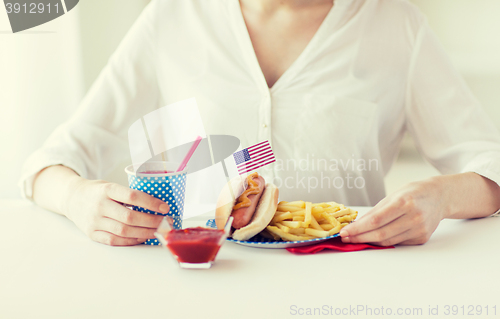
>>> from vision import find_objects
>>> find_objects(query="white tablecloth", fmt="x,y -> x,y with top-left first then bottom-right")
1,199 -> 499,319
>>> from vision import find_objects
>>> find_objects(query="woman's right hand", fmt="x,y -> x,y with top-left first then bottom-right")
61,177 -> 170,246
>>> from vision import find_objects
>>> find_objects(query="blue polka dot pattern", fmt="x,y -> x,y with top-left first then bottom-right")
128,172 -> 187,245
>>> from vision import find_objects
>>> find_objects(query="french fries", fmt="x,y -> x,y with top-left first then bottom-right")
303,202 -> 312,227
280,221 -> 302,228
272,212 -> 292,223
266,226 -> 312,241
262,200 -> 358,241
260,228 -> 281,241
305,228 -> 330,238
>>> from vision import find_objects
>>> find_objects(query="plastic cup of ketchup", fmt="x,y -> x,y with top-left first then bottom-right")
155,216 -> 233,269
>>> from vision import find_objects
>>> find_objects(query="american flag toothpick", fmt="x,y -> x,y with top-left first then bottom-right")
233,140 -> 276,175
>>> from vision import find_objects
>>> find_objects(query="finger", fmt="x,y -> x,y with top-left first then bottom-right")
366,229 -> 413,246
340,202 -> 404,237
91,230 -> 148,246
97,217 -> 157,239
367,225 -> 432,246
398,235 -> 430,246
397,216 -> 438,246
104,183 -> 170,214
344,214 -> 411,244
102,200 -> 164,228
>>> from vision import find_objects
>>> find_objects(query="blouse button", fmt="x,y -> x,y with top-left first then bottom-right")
262,124 -> 268,128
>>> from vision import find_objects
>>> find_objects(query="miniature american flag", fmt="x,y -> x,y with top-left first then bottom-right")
233,140 -> 276,175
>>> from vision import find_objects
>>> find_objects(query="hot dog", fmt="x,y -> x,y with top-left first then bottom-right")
216,172 -> 279,241
231,174 -> 265,229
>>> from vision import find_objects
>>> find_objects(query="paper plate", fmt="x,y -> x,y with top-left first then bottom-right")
206,219 -> 340,249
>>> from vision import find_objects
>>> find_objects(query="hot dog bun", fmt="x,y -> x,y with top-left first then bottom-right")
215,175 -> 279,241
215,175 -> 247,230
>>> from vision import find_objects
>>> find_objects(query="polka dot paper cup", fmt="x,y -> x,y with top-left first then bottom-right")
125,162 -> 188,245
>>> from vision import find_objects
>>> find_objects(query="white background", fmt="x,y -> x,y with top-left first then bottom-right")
0,0 -> 499,198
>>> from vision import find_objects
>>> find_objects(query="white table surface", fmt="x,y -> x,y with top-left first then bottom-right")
1,199 -> 499,319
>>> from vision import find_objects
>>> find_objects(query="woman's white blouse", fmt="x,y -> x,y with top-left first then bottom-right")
20,0 -> 500,207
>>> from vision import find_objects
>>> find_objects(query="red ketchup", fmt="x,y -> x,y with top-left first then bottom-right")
165,227 -> 225,263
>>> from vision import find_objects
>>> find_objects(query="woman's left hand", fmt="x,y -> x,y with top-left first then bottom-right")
339,173 -> 500,246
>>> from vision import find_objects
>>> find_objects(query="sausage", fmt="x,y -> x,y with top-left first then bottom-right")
231,176 -> 265,229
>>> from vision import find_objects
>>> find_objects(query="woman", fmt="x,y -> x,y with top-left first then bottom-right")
21,0 -> 500,246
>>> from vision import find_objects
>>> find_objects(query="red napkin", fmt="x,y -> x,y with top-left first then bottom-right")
286,237 -> 394,254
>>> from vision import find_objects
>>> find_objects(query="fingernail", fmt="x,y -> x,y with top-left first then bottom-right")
340,229 -> 349,237
342,237 -> 351,243
159,204 -> 170,214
